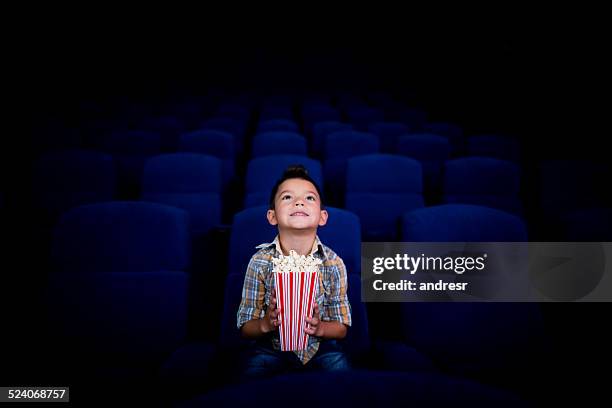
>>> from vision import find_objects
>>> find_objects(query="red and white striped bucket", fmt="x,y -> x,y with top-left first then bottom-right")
274,270 -> 318,351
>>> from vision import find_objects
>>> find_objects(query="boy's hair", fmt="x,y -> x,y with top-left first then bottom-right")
269,165 -> 325,210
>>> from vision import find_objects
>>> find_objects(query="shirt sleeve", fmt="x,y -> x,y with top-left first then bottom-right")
236,256 -> 266,329
322,257 -> 352,327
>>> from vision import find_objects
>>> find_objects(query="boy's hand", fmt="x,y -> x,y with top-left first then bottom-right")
305,303 -> 324,337
260,288 -> 281,334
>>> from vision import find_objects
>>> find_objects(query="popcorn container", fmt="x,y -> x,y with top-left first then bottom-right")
274,269 -> 319,351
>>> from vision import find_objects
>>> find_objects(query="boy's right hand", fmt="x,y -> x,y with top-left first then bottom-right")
260,288 -> 281,334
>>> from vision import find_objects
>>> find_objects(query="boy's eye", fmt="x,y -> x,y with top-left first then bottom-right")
306,196 -> 316,201
282,195 -> 291,200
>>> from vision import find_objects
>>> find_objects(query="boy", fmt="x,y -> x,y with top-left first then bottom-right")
237,165 -> 352,379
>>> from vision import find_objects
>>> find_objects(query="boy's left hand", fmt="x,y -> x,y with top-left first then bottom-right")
305,303 -> 324,337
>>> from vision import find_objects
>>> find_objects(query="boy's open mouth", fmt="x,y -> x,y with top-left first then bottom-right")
290,211 -> 309,216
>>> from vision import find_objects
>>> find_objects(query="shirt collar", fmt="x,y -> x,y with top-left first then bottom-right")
255,235 -> 326,259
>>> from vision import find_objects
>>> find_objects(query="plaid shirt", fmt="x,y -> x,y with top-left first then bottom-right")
237,235 -> 352,365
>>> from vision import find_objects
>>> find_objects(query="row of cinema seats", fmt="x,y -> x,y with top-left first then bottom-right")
44,200 -> 548,405
33,96 -> 516,199
31,146 -> 610,243
27,94 -> 609,405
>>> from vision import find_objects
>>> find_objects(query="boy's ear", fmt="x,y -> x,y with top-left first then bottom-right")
318,209 -> 328,226
267,209 -> 278,226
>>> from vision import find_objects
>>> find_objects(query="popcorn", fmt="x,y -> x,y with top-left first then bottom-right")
272,250 -> 322,351
272,250 -> 322,273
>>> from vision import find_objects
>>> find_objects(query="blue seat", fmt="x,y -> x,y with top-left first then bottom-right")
179,130 -> 236,185
48,202 -> 192,380
397,134 -> 451,193
257,119 -> 299,133
176,371 -> 529,407
323,131 -> 380,206
443,157 -> 522,215
311,121 -> 353,157
228,205 -> 361,277
401,204 -> 528,242
422,122 -> 464,154
52,201 -> 192,272
399,302 -> 544,378
346,154 -> 424,241
32,149 -> 116,221
251,131 -> 307,158
244,155 -> 323,208
141,154 -> 222,236
200,117 -> 247,153
399,204 -> 542,378
367,122 -> 411,153
219,273 -> 250,349
467,135 -> 521,162
324,131 -> 379,160
344,274 -> 370,360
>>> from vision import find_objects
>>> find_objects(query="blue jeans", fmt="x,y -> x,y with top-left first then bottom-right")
240,338 -> 350,381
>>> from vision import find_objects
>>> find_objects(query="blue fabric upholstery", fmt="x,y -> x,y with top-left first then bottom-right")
346,155 -> 424,240
251,131 -> 307,158
367,122 -> 411,153
244,155 -> 323,208
312,121 -> 353,156
397,134 -> 451,192
402,204 -> 528,242
257,119 -> 299,133
323,131 -> 380,206
228,206 -> 361,277
52,201 -> 191,273
179,130 -> 236,184
141,154 -> 222,236
176,370 -> 528,407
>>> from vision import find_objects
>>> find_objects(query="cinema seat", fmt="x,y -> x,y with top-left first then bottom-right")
323,130 -> 379,206
47,202 -> 198,384
367,122 -> 411,153
244,155 -> 323,208
346,154 -> 424,241
141,153 -> 222,237
251,131 -> 307,158
179,130 -> 237,185
227,206 -> 361,277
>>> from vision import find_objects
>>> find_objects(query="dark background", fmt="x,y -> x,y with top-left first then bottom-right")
2,15 -> 609,403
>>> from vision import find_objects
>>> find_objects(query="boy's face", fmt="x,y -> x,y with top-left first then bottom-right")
267,178 -> 328,231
